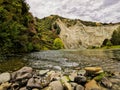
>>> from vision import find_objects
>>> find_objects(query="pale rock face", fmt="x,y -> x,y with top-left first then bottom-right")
56,19 -> 119,49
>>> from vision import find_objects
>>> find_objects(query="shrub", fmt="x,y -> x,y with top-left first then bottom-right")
53,38 -> 64,50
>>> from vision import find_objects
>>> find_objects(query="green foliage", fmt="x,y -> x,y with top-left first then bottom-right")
53,23 -> 61,34
0,0 -> 37,54
53,38 -> 64,50
106,40 -> 112,46
111,26 -> 120,45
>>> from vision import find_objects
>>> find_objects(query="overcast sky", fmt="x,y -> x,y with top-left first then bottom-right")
26,0 -> 120,23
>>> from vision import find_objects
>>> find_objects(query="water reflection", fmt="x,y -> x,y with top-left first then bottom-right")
0,49 -> 120,72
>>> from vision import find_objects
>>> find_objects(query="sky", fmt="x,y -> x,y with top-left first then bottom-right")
26,0 -> 120,23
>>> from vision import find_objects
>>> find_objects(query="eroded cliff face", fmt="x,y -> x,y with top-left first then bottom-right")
56,19 -> 120,49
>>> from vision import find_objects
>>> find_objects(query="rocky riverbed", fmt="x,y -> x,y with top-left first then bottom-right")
0,66 -> 120,90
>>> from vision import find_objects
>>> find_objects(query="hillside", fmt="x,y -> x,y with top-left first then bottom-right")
0,0 -> 63,54
41,15 -> 120,49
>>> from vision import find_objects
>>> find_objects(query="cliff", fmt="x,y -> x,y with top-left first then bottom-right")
55,18 -> 120,49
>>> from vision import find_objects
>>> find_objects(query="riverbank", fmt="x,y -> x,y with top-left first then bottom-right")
0,66 -> 120,90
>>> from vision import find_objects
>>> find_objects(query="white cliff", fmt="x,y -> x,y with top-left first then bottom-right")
56,19 -> 119,49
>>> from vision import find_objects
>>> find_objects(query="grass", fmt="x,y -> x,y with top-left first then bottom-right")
101,45 -> 120,49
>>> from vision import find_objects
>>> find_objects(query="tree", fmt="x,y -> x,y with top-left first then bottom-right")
53,38 -> 64,50
111,27 -> 120,45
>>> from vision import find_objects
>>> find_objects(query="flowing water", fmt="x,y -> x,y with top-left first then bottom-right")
0,49 -> 120,72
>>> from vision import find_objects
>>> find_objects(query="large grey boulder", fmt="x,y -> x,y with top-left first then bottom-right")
0,72 -> 11,83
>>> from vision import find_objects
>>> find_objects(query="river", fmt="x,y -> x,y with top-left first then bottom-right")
0,49 -> 120,73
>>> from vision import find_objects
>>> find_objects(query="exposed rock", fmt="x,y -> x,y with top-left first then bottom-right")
32,88 -> 39,90
101,77 -> 112,88
74,76 -> 87,84
95,70 -> 104,74
109,78 -> 120,84
77,70 -> 86,76
27,76 -> 50,89
112,84 -> 120,90
42,86 -> 52,90
39,70 -> 49,76
69,72 -> 77,81
49,81 -> 64,90
53,66 -> 62,71
64,82 -> 72,90
0,72 -> 11,83
48,71 -> 61,81
0,82 -> 11,90
76,85 -> 84,90
70,82 -> 78,90
85,67 -> 102,72
12,67 -> 33,81
27,78 -> 42,89
85,79 -> 101,90
61,76 -> 70,83
19,87 -> 27,90
57,19 -> 119,49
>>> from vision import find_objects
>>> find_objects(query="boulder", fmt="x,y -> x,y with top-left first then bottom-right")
12,67 -> 33,81
27,78 -> 42,89
27,77 -> 50,89
85,79 -> 101,90
49,81 -> 64,90
0,72 -> 11,83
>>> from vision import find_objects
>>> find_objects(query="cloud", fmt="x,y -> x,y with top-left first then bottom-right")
26,0 -> 120,23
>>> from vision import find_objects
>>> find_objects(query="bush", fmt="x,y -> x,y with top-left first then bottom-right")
53,38 -> 64,50
111,27 -> 120,45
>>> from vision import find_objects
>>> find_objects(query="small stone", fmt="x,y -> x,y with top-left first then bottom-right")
85,67 -> 102,72
113,72 -> 120,78
101,77 -> 112,88
64,82 -> 72,90
39,70 -> 49,76
69,72 -> 77,81
109,78 -> 120,84
85,79 -> 101,90
74,76 -> 87,84
32,88 -> 39,90
53,66 -> 62,71
61,76 -> 70,83
42,86 -> 52,90
0,82 -> 11,90
19,87 -> 27,90
77,70 -> 86,76
70,82 -> 78,90
95,70 -> 104,74
49,81 -> 64,90
48,71 -> 61,81
76,85 -> 84,90
0,72 -> 11,83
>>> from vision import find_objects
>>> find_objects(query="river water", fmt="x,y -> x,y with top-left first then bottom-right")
0,49 -> 120,72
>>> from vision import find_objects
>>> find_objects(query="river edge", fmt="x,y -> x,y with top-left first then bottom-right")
0,66 -> 120,90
